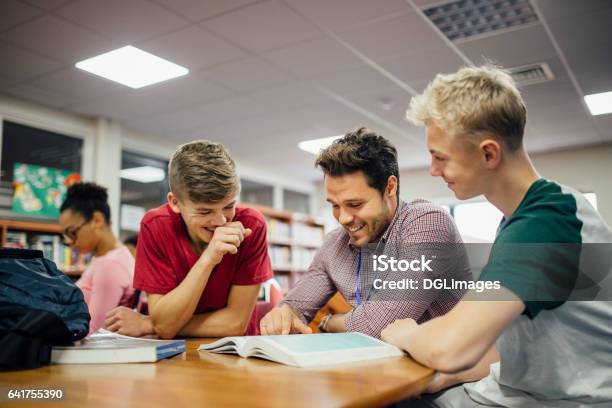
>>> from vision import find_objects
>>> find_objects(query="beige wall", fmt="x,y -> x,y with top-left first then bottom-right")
399,144 -> 612,225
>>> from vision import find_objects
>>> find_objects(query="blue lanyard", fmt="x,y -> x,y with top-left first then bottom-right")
355,251 -> 362,305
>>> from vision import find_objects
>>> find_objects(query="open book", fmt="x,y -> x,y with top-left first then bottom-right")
198,332 -> 403,367
51,329 -> 186,364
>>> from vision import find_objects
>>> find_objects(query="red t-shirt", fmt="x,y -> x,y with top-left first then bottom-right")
134,204 -> 273,335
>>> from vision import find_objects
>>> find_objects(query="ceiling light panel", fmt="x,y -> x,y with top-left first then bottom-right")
584,91 -> 612,116
76,46 -> 189,89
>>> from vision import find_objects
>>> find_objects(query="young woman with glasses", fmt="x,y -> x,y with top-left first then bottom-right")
59,182 -> 135,333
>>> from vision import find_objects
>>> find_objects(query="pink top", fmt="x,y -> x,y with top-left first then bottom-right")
77,245 -> 135,333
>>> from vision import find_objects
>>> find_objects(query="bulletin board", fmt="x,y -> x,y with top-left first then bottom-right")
12,163 -> 80,218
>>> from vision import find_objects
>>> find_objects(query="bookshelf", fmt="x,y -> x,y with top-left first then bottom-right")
0,218 -> 86,277
240,203 -> 325,294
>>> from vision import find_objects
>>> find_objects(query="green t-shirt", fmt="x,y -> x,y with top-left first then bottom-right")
466,179 -> 612,406
479,179 -> 584,318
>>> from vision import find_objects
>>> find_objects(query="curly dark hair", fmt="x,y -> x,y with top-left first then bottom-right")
60,182 -> 111,224
315,127 -> 399,198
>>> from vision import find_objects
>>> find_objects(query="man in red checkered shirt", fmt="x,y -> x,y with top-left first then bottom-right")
260,127 -> 471,338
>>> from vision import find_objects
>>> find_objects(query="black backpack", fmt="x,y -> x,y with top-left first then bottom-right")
0,248 -> 90,370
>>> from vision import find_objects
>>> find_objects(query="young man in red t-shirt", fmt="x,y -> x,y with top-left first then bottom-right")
105,141 -> 273,338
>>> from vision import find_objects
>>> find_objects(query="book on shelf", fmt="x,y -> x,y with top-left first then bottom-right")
266,218 -> 291,242
268,245 -> 292,268
291,247 -> 317,270
51,329 -> 186,364
291,222 -> 324,247
198,332 -> 403,367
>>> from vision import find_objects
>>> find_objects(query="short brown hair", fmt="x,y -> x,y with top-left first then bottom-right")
315,127 -> 399,197
406,65 -> 527,151
168,140 -> 239,203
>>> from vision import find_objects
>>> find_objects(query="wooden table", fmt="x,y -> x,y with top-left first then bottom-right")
0,339 -> 434,408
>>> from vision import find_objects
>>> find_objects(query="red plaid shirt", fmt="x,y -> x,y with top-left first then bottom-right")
281,199 -> 471,338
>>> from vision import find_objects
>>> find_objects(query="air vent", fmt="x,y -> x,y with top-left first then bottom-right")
507,62 -> 554,86
424,0 -> 539,42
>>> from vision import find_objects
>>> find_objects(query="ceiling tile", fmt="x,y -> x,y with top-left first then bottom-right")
339,12 -> 448,61
533,0 -> 612,20
593,116 -> 612,141
30,67 -> 125,101
527,100 -> 598,142
411,0 -> 443,8
0,74 -> 17,89
311,64 -> 399,97
203,0 -> 321,53
262,37 -> 364,78
248,81 -> 331,111
525,124 -> 602,152
129,95 -> 273,134
378,46 -> 466,88
0,15 -> 115,63
197,113 -> 312,145
137,26 -> 246,71
4,83 -> 81,108
0,0 -> 43,32
343,86 -> 420,136
283,0 -> 411,32
521,78 -> 581,110
67,75 -> 235,124
538,4 -> 612,95
55,0 -> 188,43
21,0 -> 73,10
67,89 -> 186,121
0,40 -> 63,81
125,75 -> 233,108
153,0 -> 260,22
457,24 -> 557,67
198,57 -> 294,92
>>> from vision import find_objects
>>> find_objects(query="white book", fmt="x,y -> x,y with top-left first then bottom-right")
198,332 -> 403,367
51,330 -> 186,364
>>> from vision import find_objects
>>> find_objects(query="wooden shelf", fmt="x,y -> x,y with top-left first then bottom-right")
267,236 -> 293,246
0,217 -> 85,279
239,202 -> 323,225
0,219 -> 62,240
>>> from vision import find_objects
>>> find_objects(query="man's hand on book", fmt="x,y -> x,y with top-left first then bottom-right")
260,304 -> 313,335
201,221 -> 252,266
105,306 -> 154,337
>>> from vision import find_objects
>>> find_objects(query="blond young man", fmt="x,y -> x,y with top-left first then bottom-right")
105,141 -> 273,338
381,66 -> 612,407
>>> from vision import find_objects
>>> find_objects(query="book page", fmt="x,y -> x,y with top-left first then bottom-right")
198,336 -> 251,353
260,333 -> 391,355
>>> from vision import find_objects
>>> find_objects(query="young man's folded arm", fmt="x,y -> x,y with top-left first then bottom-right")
178,283 -> 260,337
146,257 -> 216,339
399,287 -> 524,373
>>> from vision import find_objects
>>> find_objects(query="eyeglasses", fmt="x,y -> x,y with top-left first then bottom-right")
62,219 -> 90,245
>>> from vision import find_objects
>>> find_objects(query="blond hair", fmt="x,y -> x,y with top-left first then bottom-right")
168,140 -> 239,203
406,65 -> 527,151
